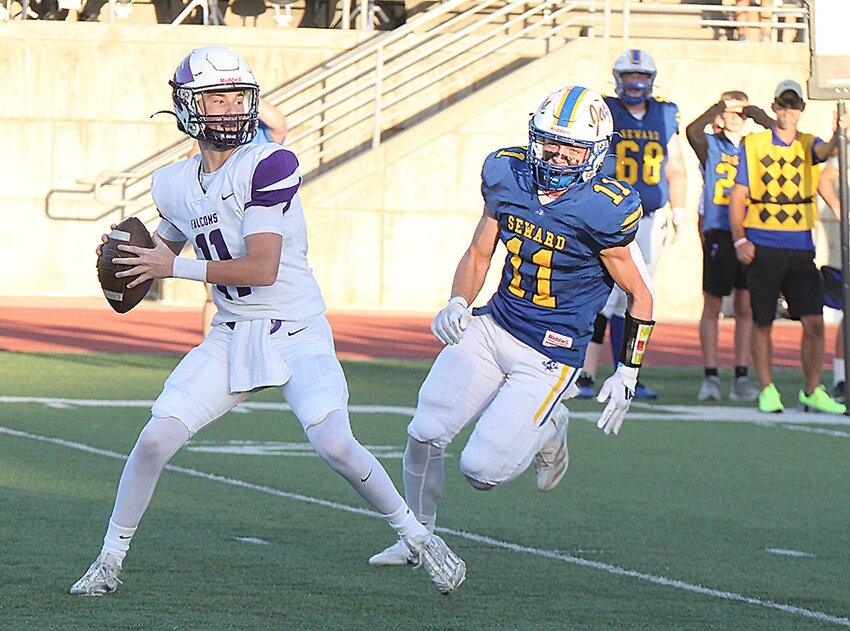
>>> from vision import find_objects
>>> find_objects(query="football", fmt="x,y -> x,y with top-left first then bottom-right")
97,216 -> 155,314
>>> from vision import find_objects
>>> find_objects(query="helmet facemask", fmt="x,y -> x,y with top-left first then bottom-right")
171,84 -> 259,149
529,127 -> 608,192
614,71 -> 655,106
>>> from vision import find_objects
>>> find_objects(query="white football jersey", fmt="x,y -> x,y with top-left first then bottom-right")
151,144 -> 326,324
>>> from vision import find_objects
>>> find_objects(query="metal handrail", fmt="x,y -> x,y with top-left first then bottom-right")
44,0 -> 810,223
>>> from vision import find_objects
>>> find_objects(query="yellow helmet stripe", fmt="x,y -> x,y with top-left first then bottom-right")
555,87 -> 589,127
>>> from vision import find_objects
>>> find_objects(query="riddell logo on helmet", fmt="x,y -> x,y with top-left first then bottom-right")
218,77 -> 242,84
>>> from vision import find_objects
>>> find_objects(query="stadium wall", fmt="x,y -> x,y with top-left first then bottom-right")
1,26 -> 839,321
299,38 -> 841,320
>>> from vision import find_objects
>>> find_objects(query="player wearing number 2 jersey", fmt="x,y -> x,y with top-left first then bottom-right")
368,86 -> 655,568
71,46 -> 465,597
686,91 -> 773,402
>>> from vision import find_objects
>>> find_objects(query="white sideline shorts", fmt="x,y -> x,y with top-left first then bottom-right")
152,313 -> 348,435
408,314 -> 579,486
602,210 -> 661,318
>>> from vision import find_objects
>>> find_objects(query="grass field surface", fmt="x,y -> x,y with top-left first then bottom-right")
1,352 -> 848,630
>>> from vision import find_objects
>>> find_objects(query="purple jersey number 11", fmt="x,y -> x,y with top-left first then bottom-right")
195,229 -> 252,300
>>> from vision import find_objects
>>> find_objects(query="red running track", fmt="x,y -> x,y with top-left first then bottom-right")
0,305 -> 837,368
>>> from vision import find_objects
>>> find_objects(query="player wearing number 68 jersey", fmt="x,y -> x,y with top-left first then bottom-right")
577,49 -> 685,401
368,86 -> 655,569
71,46 -> 466,598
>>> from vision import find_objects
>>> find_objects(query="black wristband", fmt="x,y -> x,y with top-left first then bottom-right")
618,310 -> 655,368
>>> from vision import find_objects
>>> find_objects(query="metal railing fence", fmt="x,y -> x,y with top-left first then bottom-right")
43,0 -> 808,224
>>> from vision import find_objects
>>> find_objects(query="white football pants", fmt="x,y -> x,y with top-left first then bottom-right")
407,314 -> 579,488
152,313 -> 347,434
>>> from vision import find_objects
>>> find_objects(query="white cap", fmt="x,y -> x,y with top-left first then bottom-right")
774,79 -> 804,100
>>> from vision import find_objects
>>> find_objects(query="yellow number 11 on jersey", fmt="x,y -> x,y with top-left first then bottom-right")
505,237 -> 556,308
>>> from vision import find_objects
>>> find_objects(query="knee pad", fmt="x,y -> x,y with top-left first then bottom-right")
462,472 -> 496,491
134,416 -> 190,464
306,409 -> 357,468
459,445 -> 500,491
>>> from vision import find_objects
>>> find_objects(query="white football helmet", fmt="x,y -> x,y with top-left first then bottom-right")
528,86 -> 613,191
613,49 -> 657,105
169,46 -> 259,148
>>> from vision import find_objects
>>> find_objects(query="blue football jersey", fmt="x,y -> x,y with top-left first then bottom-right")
604,96 -> 679,213
701,133 -> 741,233
479,147 -> 642,366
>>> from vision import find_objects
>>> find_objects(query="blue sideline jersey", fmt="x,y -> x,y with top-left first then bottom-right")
604,96 -> 679,213
701,133 -> 741,233
252,121 -> 284,146
479,147 -> 642,366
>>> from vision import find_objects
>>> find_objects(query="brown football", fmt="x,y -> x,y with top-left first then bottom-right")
97,216 -> 155,313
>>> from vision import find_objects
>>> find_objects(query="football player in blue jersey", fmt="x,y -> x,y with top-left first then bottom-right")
686,91 -> 774,402
368,86 -> 656,567
575,49 -> 686,400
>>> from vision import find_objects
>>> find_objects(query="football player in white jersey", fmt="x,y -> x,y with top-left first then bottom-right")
71,46 -> 464,596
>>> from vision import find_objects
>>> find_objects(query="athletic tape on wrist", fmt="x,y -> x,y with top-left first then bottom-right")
172,257 -> 208,282
618,311 -> 655,368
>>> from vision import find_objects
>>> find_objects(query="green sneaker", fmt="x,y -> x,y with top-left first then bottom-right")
758,384 -> 784,413
799,385 -> 847,414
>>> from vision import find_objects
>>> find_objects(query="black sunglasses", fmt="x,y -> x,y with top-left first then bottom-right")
774,96 -> 805,110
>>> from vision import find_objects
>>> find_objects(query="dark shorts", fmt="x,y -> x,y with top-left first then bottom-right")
821,265 -> 844,311
702,230 -> 748,297
747,244 -> 823,326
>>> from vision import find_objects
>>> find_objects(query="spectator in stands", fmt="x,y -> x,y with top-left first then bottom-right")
817,158 -> 846,402
729,79 -> 849,414
736,0 -> 771,42
686,91 -> 774,402
32,0 -> 68,19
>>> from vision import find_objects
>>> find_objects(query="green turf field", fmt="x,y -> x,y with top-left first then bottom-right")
1,352 -> 848,630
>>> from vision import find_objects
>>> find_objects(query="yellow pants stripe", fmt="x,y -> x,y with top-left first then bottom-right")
533,365 -> 574,425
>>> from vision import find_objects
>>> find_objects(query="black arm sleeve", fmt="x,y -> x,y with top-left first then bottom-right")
743,105 -> 775,129
685,101 -> 725,167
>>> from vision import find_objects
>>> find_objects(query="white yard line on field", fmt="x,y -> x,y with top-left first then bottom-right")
3,396 -> 850,428
0,424 -> 848,627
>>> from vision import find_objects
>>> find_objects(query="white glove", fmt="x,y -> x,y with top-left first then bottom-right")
668,206 -> 686,244
431,296 -> 472,345
595,365 -> 638,436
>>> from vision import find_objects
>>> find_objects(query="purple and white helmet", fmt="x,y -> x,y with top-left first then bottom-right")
169,46 -> 259,148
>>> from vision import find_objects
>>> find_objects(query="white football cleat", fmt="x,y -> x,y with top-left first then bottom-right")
70,552 -> 123,596
406,533 -> 466,594
533,406 -> 569,491
368,538 -> 416,566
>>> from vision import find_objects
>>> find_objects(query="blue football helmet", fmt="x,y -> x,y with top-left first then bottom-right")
613,49 -> 657,105
528,86 -> 613,192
